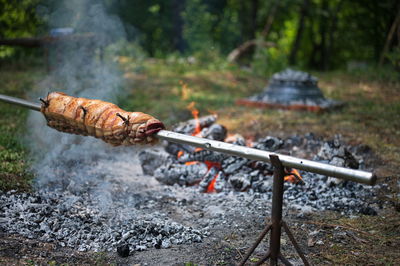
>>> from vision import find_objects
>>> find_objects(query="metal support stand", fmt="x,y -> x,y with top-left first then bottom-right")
238,155 -> 310,266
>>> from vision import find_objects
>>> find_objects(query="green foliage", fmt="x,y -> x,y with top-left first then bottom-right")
0,0 -> 44,59
252,46 -> 288,76
1,0 -> 400,68
386,46 -> 400,70
182,0 -> 216,53
212,0 -> 242,53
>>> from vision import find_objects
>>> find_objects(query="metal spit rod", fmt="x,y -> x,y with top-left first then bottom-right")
0,94 -> 377,185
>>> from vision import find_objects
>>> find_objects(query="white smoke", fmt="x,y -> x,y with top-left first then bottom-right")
27,0 -> 143,202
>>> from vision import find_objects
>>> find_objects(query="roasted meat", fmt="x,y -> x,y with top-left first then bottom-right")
40,92 -> 165,145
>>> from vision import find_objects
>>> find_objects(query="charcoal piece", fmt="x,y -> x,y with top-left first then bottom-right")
252,179 -> 273,193
165,142 -> 197,156
248,170 -> 261,182
317,140 -> 359,169
254,136 -> 283,151
342,150 -> 359,169
199,167 -> 219,192
173,115 -> 217,134
329,157 -> 346,168
239,166 -> 253,174
305,132 -> 316,140
214,172 -> 227,192
222,158 -> 248,174
155,239 -> 162,249
351,144 -> 372,155
229,173 -> 251,191
359,206 -> 377,216
282,135 -> 303,149
225,134 -> 246,146
200,124 -> 227,141
154,162 -> 208,186
117,244 -> 130,257
138,149 -> 174,176
178,150 -> 227,163
252,161 -> 274,173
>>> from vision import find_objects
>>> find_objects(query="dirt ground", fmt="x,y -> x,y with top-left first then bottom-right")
1,167 -> 399,266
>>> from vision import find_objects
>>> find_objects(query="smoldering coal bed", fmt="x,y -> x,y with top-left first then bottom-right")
139,115 -> 382,216
0,115 -> 384,255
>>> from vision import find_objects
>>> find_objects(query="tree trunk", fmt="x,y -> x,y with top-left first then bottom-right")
319,0 -> 328,70
261,0 -> 279,37
171,0 -> 185,53
326,0 -> 343,69
227,40 -> 275,63
250,0 -> 259,40
308,14 -> 318,69
289,0 -> 310,65
379,7 -> 400,66
227,0 -> 279,63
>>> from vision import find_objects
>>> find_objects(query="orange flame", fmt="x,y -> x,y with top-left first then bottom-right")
187,101 -> 202,136
246,136 -> 255,147
206,173 -> 218,193
180,80 -> 190,100
185,161 -> 199,166
284,168 -> 303,183
177,150 -> 184,158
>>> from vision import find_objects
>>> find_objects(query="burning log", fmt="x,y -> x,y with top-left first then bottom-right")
222,157 -> 249,174
165,142 -> 198,156
229,173 -> 251,191
178,150 -> 227,164
199,124 -> 227,141
254,136 -> 284,151
199,167 -> 219,193
213,171 -> 227,192
154,162 -> 208,186
165,115 -> 224,157
138,149 -> 173,176
173,114 -> 217,134
316,138 -> 359,169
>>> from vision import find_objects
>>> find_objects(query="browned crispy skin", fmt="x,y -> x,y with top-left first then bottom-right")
40,92 -> 165,145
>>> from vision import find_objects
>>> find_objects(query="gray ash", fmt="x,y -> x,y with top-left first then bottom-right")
0,190 -> 204,252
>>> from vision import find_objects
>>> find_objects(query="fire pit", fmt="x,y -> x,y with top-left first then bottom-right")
237,69 -> 343,111
138,114 -> 377,215
0,94 -> 379,264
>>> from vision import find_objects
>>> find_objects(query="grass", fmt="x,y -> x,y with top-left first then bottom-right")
0,68 -> 44,191
307,211 -> 400,265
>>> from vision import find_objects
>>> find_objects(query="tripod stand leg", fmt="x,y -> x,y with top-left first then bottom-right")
254,251 -> 271,266
282,221 -> 310,266
279,253 -> 293,266
238,224 -> 271,266
269,155 -> 286,265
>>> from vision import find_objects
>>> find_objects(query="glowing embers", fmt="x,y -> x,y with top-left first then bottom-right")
284,168 -> 303,184
150,107 -> 303,193
186,102 -> 202,136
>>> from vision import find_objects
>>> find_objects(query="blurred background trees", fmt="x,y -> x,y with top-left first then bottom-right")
0,0 -> 399,72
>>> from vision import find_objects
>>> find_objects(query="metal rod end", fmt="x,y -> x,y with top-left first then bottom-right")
369,173 -> 378,186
